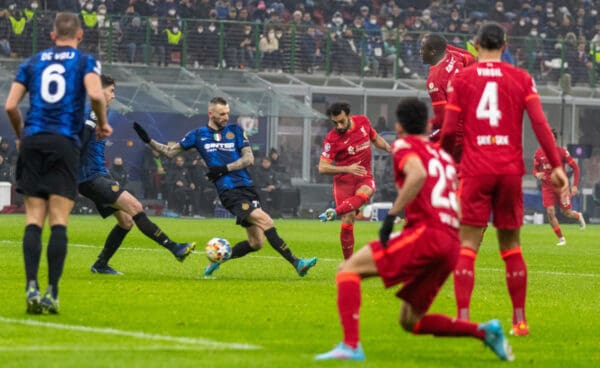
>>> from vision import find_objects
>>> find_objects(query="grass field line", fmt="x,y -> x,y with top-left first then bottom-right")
0,316 -> 261,351
2,240 -> 599,278
0,344 -> 229,352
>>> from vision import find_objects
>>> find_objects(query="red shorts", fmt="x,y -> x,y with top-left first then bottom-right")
459,175 -> 523,229
541,184 -> 571,210
333,174 -> 375,206
369,224 -> 459,314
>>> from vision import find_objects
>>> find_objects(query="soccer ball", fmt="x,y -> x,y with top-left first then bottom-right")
205,237 -> 232,263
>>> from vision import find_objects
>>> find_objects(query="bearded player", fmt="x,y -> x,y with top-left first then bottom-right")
318,102 -> 391,260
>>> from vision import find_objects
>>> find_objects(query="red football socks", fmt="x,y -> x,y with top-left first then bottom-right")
553,225 -> 563,238
340,223 -> 354,260
413,314 -> 485,339
335,193 -> 370,216
336,272 -> 361,349
454,247 -> 477,320
501,247 -> 527,325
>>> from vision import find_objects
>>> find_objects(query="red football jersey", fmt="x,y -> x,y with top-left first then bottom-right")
392,135 -> 459,230
533,146 -> 580,187
426,45 -> 475,131
442,61 -> 560,177
320,115 -> 377,175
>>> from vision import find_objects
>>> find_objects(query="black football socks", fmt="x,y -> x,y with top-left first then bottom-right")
47,225 -> 67,298
230,240 -> 257,259
132,212 -> 175,251
264,227 -> 298,265
96,224 -> 130,266
23,224 -> 42,291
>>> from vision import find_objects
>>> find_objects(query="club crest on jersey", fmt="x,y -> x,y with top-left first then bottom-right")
111,183 -> 120,192
226,132 -> 235,139
241,202 -> 250,210
214,133 -> 222,141
428,82 -> 438,92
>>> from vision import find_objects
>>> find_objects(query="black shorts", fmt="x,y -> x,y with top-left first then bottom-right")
219,186 -> 262,227
78,175 -> 124,218
16,134 -> 80,200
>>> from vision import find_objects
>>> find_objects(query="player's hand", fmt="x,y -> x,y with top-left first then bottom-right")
571,186 -> 578,196
379,214 -> 396,248
133,122 -> 151,143
535,172 -> 545,180
347,163 -> 367,176
550,167 -> 569,193
206,165 -> 229,182
96,123 -> 113,139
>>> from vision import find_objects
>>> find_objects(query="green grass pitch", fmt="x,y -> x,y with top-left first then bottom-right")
0,214 -> 598,367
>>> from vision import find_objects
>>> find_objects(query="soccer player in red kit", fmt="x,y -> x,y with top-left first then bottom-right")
318,102 -> 391,259
315,98 -> 513,362
421,34 -> 475,144
533,129 -> 586,246
441,22 -> 569,337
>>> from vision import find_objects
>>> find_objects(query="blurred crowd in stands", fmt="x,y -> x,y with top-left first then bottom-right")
0,1 -> 599,83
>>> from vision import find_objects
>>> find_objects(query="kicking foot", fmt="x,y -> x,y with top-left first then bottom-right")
315,342 -> 365,361
318,208 -> 337,222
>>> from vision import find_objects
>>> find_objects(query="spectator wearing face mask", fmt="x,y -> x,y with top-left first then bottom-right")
8,4 -> 31,57
121,16 -> 145,63
259,27 -> 281,71
327,11 -> 345,34
146,14 -> 167,66
236,23 -> 256,69
164,22 -> 183,66
79,0 -> 99,54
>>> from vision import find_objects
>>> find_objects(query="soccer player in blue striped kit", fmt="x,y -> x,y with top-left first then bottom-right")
5,12 -> 112,314
78,75 -> 196,275
133,97 -> 317,277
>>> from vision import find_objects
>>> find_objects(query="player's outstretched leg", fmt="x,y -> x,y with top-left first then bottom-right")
131,212 -> 195,261
578,212 -> 586,230
556,237 -> 567,246
264,227 -> 318,276
204,240 -> 255,277
479,320 -> 515,361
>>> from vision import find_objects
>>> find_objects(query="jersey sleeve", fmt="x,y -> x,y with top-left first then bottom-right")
368,119 -> 377,140
180,129 -> 197,150
440,76 -> 463,160
84,54 -> 101,75
14,59 -> 30,87
524,75 -> 562,168
320,135 -> 335,162
237,125 -> 250,148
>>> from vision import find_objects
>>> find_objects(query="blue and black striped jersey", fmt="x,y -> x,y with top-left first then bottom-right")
15,45 -> 100,147
180,123 -> 253,194
78,107 -> 109,183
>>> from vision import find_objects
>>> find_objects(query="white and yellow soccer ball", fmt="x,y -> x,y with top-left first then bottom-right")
205,238 -> 232,263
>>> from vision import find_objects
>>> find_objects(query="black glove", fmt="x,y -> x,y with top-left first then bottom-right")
379,214 -> 396,248
133,122 -> 151,143
206,166 -> 229,182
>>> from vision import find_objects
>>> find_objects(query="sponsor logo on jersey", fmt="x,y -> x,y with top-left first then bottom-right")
226,132 -> 235,139
476,135 -> 509,146
204,142 -> 235,151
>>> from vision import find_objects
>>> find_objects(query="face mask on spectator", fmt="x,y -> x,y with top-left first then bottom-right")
592,10 -> 598,16
496,6 -> 503,12
386,20 -> 393,28
98,8 -> 106,15
532,19 -> 539,26
370,18 -> 377,25
268,31 -> 275,38
519,20 -> 526,26
244,29 -> 250,35
31,2 -> 38,9
8,4 -> 15,10
168,9 -> 176,16
151,20 -> 158,27
530,30 -> 538,36
333,17 -> 342,26
209,25 -> 216,32
86,4 -> 93,11
276,31 -> 282,38
197,26 -> 203,33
